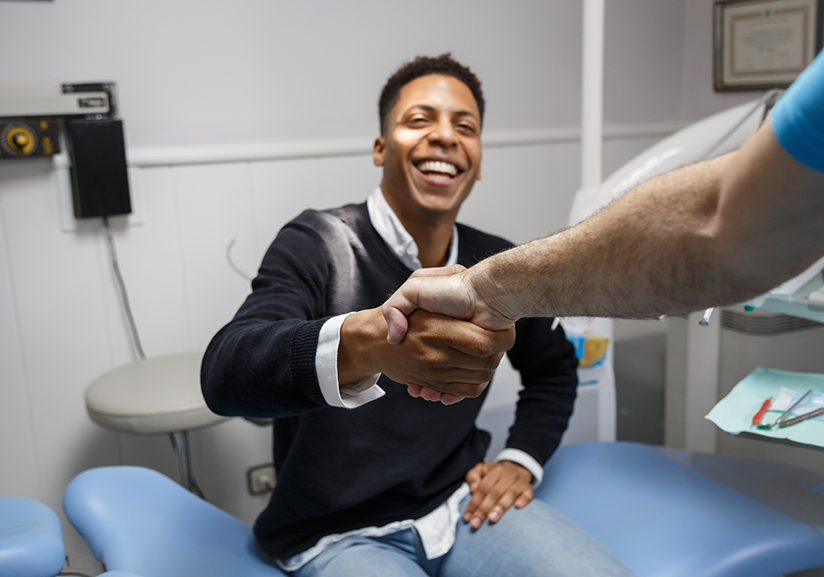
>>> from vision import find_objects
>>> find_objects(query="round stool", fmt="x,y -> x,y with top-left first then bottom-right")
85,352 -> 228,492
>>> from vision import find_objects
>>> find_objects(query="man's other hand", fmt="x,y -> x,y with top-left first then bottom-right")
338,307 -> 515,401
463,461 -> 533,529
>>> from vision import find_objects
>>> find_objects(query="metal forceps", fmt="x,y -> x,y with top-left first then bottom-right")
758,389 -> 813,429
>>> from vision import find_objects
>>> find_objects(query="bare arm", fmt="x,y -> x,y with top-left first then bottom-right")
472,122 -> 824,319
383,122 -> 824,339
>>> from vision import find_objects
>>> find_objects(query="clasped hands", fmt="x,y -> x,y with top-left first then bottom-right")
379,264 -> 518,404
337,265 -> 516,404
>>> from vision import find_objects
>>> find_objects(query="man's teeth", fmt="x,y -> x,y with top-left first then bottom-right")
417,160 -> 458,176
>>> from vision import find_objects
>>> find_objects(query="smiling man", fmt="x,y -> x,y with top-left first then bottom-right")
201,54 -> 633,577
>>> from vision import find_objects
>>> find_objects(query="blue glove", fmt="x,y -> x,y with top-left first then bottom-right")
772,50 -> 824,173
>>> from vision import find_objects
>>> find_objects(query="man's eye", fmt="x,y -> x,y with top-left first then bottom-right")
457,124 -> 476,133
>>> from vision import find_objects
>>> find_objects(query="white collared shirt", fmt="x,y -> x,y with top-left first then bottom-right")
283,188 -> 542,571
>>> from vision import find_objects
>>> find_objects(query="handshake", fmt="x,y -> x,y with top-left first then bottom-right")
380,263 -> 523,405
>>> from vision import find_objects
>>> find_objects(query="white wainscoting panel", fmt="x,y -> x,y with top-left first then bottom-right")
0,176 -> 42,501
0,160 -> 120,553
104,166 -> 193,360
191,419 -> 274,529
173,163 -> 257,352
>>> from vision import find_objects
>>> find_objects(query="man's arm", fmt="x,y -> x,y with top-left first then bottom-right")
201,222 -> 335,418
472,122 -> 824,320
201,217 -> 514,417
383,122 -> 824,338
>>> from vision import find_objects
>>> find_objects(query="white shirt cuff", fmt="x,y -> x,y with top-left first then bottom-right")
316,313 -> 384,409
495,448 -> 544,488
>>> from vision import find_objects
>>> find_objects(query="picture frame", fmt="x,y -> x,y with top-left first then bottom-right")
714,0 -> 823,90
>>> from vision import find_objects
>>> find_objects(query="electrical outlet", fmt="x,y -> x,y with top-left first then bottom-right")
247,464 -> 276,495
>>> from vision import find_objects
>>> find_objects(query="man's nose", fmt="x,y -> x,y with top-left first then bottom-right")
428,116 -> 457,147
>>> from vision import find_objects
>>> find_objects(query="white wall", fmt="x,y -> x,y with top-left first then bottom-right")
680,0 -> 768,122
0,0 -> 690,148
0,0 -> 738,558
604,0 -> 685,125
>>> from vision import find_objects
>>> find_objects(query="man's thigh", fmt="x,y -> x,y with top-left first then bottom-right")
292,533 -> 429,577
439,499 -> 635,577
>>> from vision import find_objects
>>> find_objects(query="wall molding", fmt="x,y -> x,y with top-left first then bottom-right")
80,122 -> 685,169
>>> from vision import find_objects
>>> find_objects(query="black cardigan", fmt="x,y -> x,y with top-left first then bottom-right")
201,203 -> 578,559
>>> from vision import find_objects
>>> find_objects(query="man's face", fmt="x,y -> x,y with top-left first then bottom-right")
374,74 -> 482,225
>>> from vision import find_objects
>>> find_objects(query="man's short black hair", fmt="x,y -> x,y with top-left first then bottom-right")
378,53 -> 485,134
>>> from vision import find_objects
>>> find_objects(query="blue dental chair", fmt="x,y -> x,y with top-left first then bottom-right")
4,441 -> 824,577
62,466 -> 286,577
0,468 -> 286,577
0,498 -> 65,577
536,442 -> 824,577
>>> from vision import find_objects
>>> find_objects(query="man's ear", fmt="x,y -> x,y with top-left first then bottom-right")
477,164 -> 482,181
373,137 -> 386,167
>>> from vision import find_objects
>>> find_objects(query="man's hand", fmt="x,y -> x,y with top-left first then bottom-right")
381,265 -> 519,404
381,265 -> 517,345
338,307 -> 515,401
463,461 -> 533,529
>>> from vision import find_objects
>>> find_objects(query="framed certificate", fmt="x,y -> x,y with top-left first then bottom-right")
714,0 -> 823,90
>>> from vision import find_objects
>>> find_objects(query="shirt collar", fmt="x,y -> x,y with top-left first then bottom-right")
366,187 -> 458,271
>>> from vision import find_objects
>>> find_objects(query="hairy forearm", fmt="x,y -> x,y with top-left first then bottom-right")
468,123 -> 824,320
469,161 -> 728,319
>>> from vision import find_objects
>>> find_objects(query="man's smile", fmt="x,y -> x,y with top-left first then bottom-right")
414,158 -> 463,183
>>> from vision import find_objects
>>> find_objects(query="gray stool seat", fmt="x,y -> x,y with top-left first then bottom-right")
85,351 -> 228,492
86,352 -> 226,434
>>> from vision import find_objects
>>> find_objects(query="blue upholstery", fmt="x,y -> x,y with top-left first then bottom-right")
0,497 -> 65,577
59,445 -> 824,577
63,467 -> 286,577
535,442 -> 824,577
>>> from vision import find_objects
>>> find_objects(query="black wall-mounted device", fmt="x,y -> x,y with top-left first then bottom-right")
0,81 -> 132,220
66,118 -> 131,219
